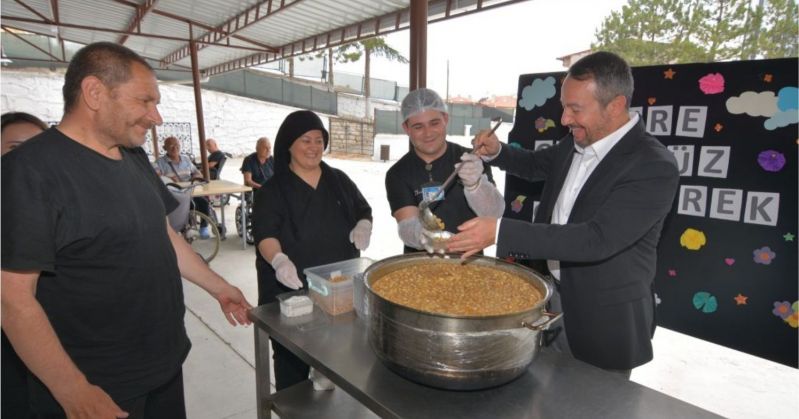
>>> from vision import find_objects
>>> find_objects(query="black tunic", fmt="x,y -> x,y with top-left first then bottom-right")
252,162 -> 372,305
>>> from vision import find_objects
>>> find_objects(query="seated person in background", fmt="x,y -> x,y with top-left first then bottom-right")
1,111 -> 48,418
155,136 -> 213,238
241,137 -> 275,190
206,138 -> 227,180
1,112 -> 49,155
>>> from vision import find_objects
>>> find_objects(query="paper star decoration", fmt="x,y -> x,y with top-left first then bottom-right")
664,68 -> 676,79
714,123 -> 724,132
764,74 -> 773,82
734,294 -> 748,305
784,232 -> 795,242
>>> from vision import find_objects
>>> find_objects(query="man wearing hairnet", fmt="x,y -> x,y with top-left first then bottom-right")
385,88 -> 505,254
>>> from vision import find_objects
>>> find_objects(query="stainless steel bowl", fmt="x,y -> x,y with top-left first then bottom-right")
364,254 -> 561,390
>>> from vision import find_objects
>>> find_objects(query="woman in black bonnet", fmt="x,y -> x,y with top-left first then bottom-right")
251,110 -> 373,390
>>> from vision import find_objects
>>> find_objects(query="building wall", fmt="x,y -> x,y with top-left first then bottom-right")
2,68 -> 504,163
0,67 -> 333,157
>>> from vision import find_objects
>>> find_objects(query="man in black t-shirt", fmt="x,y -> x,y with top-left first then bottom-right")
385,88 -> 505,254
206,138 -> 227,179
240,137 -> 275,190
1,42 -> 253,418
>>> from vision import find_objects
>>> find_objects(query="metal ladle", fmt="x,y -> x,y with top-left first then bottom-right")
418,119 -> 503,232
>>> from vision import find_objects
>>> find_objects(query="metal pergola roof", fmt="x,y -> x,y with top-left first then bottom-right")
2,0 -> 530,178
2,0 -> 529,77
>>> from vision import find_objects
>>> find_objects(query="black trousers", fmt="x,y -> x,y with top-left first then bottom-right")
118,370 -> 186,419
192,197 -> 211,227
271,338 -> 310,391
2,330 -> 30,418
30,370 -> 186,419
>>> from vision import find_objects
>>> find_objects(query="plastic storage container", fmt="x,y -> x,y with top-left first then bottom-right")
353,273 -> 368,319
304,257 -> 374,316
277,291 -> 313,317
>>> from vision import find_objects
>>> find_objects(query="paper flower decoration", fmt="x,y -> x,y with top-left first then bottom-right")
789,302 -> 799,328
693,292 -> 718,313
680,228 -> 707,250
511,195 -> 527,213
752,246 -> 776,265
534,117 -> 556,133
772,301 -> 793,319
757,150 -> 786,172
699,73 -> 725,94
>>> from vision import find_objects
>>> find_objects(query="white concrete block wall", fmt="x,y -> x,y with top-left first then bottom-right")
337,92 -> 400,120
0,68 -> 340,157
1,68 -> 512,163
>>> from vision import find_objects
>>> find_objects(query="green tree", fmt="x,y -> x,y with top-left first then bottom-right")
332,37 -> 408,99
757,0 -> 799,58
593,0 -> 798,65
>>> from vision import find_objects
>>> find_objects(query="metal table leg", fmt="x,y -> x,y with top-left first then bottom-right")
255,326 -> 272,419
240,193 -> 248,250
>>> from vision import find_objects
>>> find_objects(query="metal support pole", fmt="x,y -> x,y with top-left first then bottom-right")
189,39 -> 210,180
409,0 -> 427,90
150,125 -> 159,160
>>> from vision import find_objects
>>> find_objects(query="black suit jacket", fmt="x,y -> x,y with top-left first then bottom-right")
492,120 -> 679,369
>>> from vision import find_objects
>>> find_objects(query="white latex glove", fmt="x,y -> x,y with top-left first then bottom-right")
458,152 -> 483,190
420,229 -> 453,255
270,252 -> 303,290
349,219 -> 372,250
398,217 -> 424,250
464,174 -> 506,217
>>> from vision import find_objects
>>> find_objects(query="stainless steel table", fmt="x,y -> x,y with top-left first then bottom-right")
249,303 -> 722,419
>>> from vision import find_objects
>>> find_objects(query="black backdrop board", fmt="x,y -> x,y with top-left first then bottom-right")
504,58 -> 798,367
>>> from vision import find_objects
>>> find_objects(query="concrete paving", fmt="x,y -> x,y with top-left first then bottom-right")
181,156 -> 798,419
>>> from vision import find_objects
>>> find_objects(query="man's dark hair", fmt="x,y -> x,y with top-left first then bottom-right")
568,51 -> 634,108
1,112 -> 49,132
62,42 -> 153,114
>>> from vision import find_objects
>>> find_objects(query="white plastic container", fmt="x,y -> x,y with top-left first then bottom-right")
277,292 -> 313,317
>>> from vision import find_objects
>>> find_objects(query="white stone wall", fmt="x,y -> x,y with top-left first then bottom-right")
1,68 -> 508,162
0,68 -> 333,157
337,92 -> 399,120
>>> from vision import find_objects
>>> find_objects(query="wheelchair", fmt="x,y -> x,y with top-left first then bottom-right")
235,191 -> 254,245
165,179 -> 221,263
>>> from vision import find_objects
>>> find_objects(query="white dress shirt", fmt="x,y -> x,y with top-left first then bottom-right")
547,112 -> 639,280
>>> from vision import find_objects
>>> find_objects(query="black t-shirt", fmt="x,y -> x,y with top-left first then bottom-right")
240,153 -> 275,186
208,150 -> 226,179
1,128 -> 190,405
385,141 -> 495,253
252,164 -> 372,305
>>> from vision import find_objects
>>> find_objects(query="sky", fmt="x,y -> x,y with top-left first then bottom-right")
327,0 -> 630,99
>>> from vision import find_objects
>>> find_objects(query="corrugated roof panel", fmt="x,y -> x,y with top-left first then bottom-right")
122,36 -> 187,65
137,13 -> 192,42
59,0 -> 131,31
237,0 -> 407,47
1,0 -> 53,21
1,0 -> 522,75
156,0 -> 263,26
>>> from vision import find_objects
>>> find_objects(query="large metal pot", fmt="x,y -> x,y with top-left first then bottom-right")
364,254 -> 561,390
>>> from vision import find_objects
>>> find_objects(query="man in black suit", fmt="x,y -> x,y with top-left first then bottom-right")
448,51 -> 679,377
